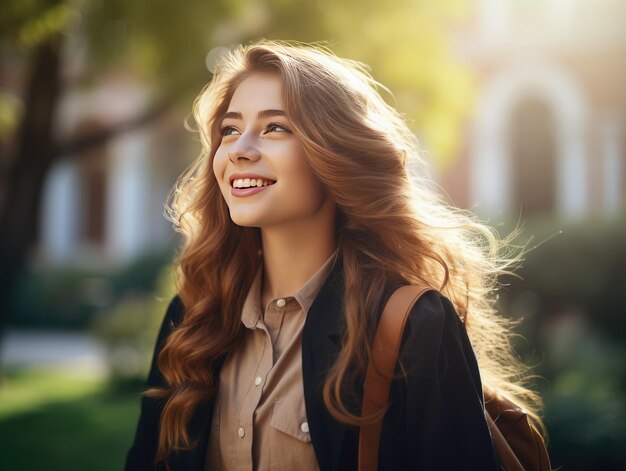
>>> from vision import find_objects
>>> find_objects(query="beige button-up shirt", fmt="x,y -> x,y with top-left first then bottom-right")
205,251 -> 338,471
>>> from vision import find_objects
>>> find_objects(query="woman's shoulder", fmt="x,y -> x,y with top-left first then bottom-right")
404,288 -> 461,332
395,288 -> 470,363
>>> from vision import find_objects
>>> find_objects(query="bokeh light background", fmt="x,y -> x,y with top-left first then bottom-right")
1,0 -> 625,469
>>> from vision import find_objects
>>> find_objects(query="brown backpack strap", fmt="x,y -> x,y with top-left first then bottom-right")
359,285 -> 551,471
358,285 -> 434,471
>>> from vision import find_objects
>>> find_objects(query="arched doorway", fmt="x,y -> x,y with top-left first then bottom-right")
471,63 -> 588,220
509,95 -> 558,218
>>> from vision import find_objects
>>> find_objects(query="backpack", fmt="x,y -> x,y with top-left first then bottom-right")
358,285 -> 551,471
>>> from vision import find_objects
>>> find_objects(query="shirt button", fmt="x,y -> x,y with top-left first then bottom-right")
254,376 -> 262,386
300,422 -> 309,433
276,298 -> 286,307
238,427 -> 245,438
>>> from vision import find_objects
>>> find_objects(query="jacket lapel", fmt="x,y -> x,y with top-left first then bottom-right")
302,256 -> 357,471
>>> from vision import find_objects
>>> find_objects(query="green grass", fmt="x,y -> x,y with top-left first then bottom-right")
0,369 -> 143,471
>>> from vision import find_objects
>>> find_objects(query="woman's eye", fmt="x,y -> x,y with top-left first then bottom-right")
220,125 -> 238,136
266,123 -> 289,133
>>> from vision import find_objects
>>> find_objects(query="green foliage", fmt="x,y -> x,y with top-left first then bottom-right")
494,214 -> 626,469
8,248 -> 174,329
499,213 -> 626,342
545,390 -> 626,470
90,264 -> 176,379
0,0 -> 73,47
542,329 -> 626,469
0,369 -> 140,471
78,0 -> 238,85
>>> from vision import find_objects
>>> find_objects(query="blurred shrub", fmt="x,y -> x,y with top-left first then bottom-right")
8,248 -> 174,329
90,264 -> 176,380
542,323 -> 626,469
497,213 -> 626,343
494,214 -> 626,470
545,390 -> 626,470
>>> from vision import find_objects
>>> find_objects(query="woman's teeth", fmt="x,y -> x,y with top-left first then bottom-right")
232,178 -> 275,188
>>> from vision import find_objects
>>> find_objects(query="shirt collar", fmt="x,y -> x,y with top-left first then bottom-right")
293,248 -> 339,314
240,249 -> 340,329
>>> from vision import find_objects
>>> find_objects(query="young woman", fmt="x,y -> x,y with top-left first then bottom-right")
125,40 -> 545,470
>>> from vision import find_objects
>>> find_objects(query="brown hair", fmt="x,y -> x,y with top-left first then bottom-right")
146,39 -> 544,462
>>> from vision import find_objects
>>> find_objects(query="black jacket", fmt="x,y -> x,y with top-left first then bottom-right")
125,258 -> 499,470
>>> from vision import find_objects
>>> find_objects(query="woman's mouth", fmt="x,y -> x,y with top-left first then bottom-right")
230,178 -> 276,197
232,178 -> 275,188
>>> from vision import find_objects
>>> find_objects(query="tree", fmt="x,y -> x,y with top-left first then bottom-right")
0,0 -> 245,369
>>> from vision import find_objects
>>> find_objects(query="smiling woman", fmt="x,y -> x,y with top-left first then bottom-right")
125,40 -> 548,471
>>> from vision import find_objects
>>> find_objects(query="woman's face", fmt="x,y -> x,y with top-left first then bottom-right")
213,72 -> 332,229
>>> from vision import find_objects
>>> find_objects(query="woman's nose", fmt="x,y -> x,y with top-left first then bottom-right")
228,134 -> 261,162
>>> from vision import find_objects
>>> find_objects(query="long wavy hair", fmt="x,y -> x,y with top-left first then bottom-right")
146,39 -> 545,463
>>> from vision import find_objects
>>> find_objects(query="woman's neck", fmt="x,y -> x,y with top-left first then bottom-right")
260,209 -> 337,306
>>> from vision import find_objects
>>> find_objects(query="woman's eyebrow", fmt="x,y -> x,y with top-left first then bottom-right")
256,109 -> 286,119
220,109 -> 286,123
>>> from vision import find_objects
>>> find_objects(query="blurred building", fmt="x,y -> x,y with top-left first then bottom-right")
443,0 -> 626,222
37,73 -> 190,268
34,0 -> 626,268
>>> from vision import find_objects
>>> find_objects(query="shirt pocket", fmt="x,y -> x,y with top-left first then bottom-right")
270,398 -> 312,443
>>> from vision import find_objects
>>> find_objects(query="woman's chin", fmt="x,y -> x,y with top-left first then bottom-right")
229,212 -> 266,228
